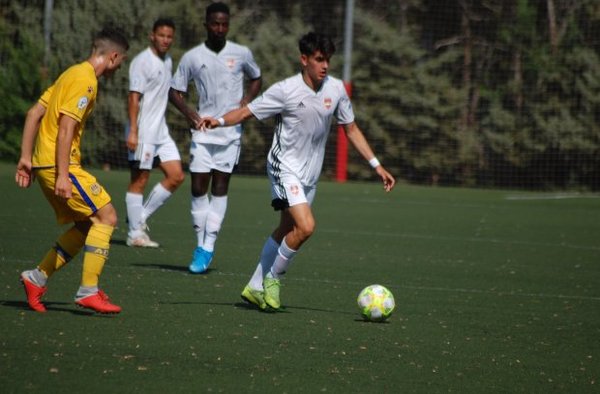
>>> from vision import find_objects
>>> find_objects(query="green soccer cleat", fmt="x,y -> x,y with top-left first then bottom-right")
241,285 -> 267,310
263,277 -> 281,310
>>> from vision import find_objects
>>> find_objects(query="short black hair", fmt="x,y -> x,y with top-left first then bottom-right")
94,26 -> 129,52
153,17 -> 175,32
206,2 -> 230,20
298,32 -> 335,58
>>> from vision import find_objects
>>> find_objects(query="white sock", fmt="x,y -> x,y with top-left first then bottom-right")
75,285 -> 98,300
126,192 -> 144,236
142,183 -> 172,223
248,237 -> 280,290
191,195 -> 210,248
203,195 -> 228,252
270,238 -> 297,279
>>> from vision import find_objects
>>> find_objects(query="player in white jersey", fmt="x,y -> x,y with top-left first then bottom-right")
126,18 -> 184,248
169,2 -> 262,273
199,32 -> 396,311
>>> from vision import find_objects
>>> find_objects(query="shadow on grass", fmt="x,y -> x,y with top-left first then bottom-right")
131,263 -> 213,274
0,300 -> 118,317
156,299 -> 356,316
110,238 -> 129,247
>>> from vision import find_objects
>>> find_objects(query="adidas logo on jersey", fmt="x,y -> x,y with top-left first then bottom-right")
297,102 -> 305,109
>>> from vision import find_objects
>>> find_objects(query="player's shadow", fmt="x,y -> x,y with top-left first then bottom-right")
159,299 -> 354,316
110,239 -> 129,247
0,300 -> 116,317
131,263 -> 212,274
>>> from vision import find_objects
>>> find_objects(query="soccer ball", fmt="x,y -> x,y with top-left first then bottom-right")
357,284 -> 395,322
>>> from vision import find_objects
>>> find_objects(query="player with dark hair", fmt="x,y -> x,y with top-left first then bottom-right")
199,32 -> 395,311
15,27 -> 129,314
169,1 -> 262,273
125,18 -> 184,248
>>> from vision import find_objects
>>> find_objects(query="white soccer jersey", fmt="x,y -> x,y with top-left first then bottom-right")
248,73 -> 355,187
128,47 -> 173,144
171,41 -> 261,145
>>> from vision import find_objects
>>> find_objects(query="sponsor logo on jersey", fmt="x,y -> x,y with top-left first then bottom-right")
324,98 -> 332,109
87,86 -> 94,94
90,183 -> 102,196
298,102 -> 306,109
77,96 -> 89,110
227,58 -> 235,69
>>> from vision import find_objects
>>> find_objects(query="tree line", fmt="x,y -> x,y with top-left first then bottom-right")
1,0 -> 599,189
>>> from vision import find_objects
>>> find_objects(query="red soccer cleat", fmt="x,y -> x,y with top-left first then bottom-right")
75,291 -> 122,314
20,273 -> 48,313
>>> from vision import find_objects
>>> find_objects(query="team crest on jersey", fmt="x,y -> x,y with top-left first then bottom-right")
324,98 -> 332,109
290,184 -> 300,196
77,96 -> 89,110
90,183 -> 102,196
226,58 -> 235,69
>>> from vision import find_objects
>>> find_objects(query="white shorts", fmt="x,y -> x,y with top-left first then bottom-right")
269,173 -> 316,211
189,141 -> 241,174
128,138 -> 181,170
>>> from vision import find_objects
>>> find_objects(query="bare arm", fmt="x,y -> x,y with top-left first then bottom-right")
199,106 -> 255,130
343,122 -> 396,192
240,77 -> 262,107
169,88 -> 201,129
127,91 -> 141,151
15,102 -> 46,188
54,114 -> 79,199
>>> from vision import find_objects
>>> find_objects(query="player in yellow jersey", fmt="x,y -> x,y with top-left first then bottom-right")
15,27 -> 129,314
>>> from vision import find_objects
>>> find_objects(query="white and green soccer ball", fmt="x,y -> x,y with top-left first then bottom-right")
357,284 -> 395,322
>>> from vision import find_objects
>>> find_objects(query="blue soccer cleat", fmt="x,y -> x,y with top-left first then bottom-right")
189,247 -> 214,274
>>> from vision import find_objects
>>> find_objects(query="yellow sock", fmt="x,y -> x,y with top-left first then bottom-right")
38,226 -> 87,279
81,223 -> 114,287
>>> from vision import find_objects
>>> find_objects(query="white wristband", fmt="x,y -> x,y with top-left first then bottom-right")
369,157 -> 381,168
217,117 -> 225,126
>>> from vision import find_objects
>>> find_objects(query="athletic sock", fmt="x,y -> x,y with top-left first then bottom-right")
141,183 -> 172,223
203,195 -> 228,252
81,223 -> 113,288
191,195 -> 210,248
37,226 -> 87,282
25,269 -> 48,287
75,285 -> 99,300
270,237 -> 297,279
126,192 -> 144,235
248,236 -> 280,290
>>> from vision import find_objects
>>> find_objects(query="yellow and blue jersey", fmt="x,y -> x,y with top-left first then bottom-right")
33,61 -> 98,168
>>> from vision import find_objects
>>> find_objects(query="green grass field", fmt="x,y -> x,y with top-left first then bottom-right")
1,162 -> 599,393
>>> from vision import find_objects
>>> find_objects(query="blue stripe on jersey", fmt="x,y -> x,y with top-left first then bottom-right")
69,173 -> 98,213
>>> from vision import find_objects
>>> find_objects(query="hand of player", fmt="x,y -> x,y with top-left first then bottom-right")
197,117 -> 219,131
15,158 -> 34,188
376,166 -> 396,192
54,175 -> 72,199
126,131 -> 138,151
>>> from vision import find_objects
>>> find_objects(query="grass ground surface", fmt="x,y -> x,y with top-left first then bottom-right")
0,162 -> 599,393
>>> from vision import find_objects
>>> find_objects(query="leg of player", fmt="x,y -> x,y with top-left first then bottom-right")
201,170 -> 232,265
74,205 -> 121,314
140,159 -> 184,227
20,224 -> 88,312
189,172 -> 212,273
126,168 -> 159,247
263,204 -> 315,310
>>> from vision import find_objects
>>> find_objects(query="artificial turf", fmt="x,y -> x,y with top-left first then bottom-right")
0,162 -> 598,392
